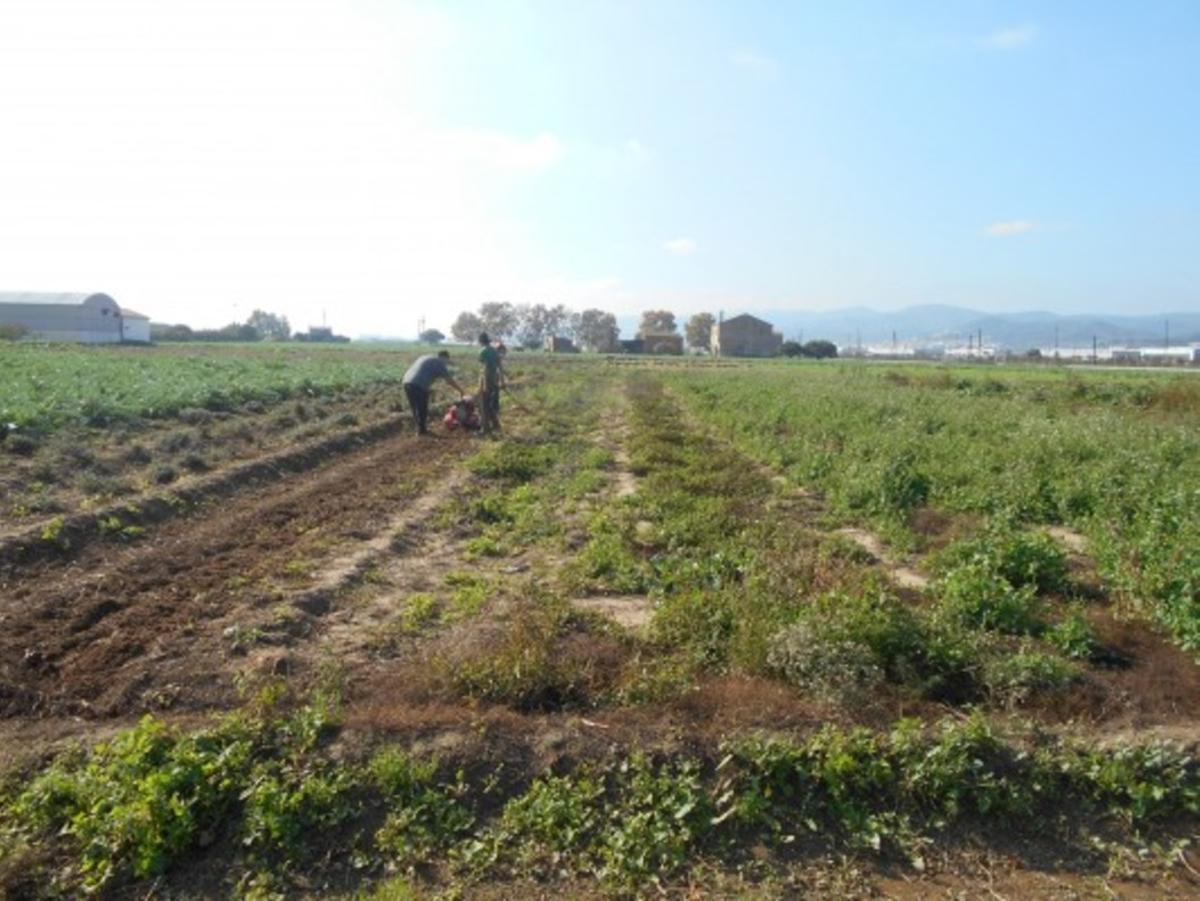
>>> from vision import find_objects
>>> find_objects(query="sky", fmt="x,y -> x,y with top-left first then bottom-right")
1,1 -> 1198,336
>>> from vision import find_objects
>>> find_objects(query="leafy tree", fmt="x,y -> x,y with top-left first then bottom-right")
572,309 -> 620,352
685,313 -> 715,350
451,311 -> 484,343
418,328 -> 445,344
478,302 -> 518,340
515,303 -> 569,349
779,340 -> 804,358
801,339 -> 838,359
639,310 -> 677,336
245,309 -> 291,340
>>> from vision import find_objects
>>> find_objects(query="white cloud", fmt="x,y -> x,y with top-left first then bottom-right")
730,49 -> 780,76
441,130 -> 564,172
984,25 -> 1037,50
664,238 -> 697,255
985,220 -> 1040,237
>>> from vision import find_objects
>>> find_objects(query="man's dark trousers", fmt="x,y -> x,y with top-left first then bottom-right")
404,383 -> 429,434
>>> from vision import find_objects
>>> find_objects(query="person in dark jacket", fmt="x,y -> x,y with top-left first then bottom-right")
402,350 -> 464,435
477,332 -> 505,435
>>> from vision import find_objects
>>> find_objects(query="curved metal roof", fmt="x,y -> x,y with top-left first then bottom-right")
0,292 -> 116,307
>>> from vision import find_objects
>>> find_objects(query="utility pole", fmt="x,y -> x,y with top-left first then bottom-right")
1054,323 -> 1059,358
1165,317 -> 1170,350
892,329 -> 897,352
1092,335 -> 1098,364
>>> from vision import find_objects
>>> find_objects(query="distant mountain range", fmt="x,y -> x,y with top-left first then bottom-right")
709,306 -> 1200,350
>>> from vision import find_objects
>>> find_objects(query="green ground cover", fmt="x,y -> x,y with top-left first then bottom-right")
0,343 -> 434,434
3,696 -> 1196,896
665,362 -> 1200,651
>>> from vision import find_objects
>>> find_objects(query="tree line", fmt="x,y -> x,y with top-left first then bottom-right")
437,302 -> 838,357
151,310 -> 345,343
440,303 -> 711,352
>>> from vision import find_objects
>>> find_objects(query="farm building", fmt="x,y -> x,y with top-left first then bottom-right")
711,313 -> 782,358
120,309 -> 151,343
0,292 -> 146,344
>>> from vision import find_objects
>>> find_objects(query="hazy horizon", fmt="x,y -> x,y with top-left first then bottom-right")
2,1 -> 1198,336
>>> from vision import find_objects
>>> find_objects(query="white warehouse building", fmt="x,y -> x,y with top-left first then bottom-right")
0,292 -> 150,344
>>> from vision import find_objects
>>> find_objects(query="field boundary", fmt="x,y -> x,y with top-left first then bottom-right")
0,414 -> 409,572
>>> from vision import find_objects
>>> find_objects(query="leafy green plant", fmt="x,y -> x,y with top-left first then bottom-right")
935,525 -> 1069,595
369,748 -> 473,867
933,561 -> 1044,635
982,647 -> 1078,707
240,763 -> 356,860
1047,610 -> 1099,659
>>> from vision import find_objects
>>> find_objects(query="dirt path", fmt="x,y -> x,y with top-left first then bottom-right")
836,527 -> 930,590
568,394 -> 654,630
0,431 -> 471,721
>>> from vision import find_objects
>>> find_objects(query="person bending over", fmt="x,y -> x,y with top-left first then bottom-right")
402,350 -> 464,435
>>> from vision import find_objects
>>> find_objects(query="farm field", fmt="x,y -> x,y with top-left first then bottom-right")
2,344 -> 1200,898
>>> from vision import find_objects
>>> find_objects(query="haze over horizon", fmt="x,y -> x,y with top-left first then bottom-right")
2,1 -> 1198,337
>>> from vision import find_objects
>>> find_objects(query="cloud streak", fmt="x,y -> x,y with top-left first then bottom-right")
730,48 -> 780,76
664,238 -> 697,255
984,25 -> 1036,50
985,220 -> 1039,237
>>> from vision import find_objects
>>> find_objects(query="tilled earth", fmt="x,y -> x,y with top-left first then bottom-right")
0,427 -> 469,725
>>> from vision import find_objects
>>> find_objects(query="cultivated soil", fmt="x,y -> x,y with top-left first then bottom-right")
2,360 -> 1198,899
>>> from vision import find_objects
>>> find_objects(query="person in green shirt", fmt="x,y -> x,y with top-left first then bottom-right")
477,331 -> 505,435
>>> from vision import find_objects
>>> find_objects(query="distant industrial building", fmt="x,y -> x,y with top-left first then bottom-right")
711,313 -> 782,358
0,292 -> 149,343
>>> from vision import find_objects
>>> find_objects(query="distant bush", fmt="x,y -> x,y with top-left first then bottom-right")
0,323 -> 29,341
982,647 -> 1078,707
801,339 -> 838,359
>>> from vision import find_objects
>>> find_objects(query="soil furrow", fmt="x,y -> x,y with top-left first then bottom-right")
0,431 -> 471,719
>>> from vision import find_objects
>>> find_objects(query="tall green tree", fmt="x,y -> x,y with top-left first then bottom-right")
638,310 -> 677,336
572,309 -> 620,352
685,312 -> 715,350
515,303 -> 570,349
477,302 -> 518,340
245,309 -> 290,340
450,311 -> 484,343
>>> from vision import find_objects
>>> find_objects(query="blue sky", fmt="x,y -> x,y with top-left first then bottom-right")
1,1 -> 1197,334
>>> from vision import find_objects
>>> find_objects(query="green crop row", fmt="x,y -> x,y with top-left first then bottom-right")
662,363 -> 1200,652
2,701 -> 1196,896
0,343 -> 429,435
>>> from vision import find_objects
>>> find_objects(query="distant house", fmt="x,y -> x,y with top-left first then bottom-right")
618,338 -> 645,354
638,332 -> 684,355
0,292 -> 138,344
544,335 -> 578,353
711,314 -> 782,358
